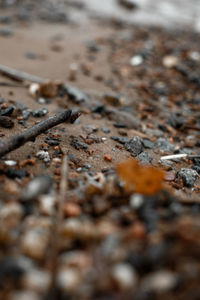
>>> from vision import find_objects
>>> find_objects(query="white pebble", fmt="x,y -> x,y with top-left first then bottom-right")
111,263 -> 137,289
143,270 -> 178,292
130,55 -> 143,66
36,150 -> 50,163
4,160 -> 17,166
57,268 -> 81,292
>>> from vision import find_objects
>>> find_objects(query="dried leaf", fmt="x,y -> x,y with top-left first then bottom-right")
116,158 -> 165,195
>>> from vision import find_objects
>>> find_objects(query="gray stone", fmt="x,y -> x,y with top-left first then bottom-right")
137,151 -> 152,164
156,138 -> 175,152
177,168 -> 199,187
32,108 -> 48,118
125,136 -> 143,156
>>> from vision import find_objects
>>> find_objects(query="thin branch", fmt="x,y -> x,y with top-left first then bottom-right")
0,64 -> 45,83
0,110 -> 80,158
160,153 -> 200,161
49,155 -> 68,294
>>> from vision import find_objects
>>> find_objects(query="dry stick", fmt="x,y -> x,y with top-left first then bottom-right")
0,110 -> 78,158
49,155 -> 68,294
0,64 -> 45,83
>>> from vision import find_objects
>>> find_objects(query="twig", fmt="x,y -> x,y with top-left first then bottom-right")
0,64 -> 45,83
0,110 -> 80,158
161,153 -> 200,161
49,155 -> 68,295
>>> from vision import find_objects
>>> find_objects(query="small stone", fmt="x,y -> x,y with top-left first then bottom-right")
82,125 -> 98,134
130,194 -> 144,209
101,127 -> 110,134
8,291 -> 40,300
0,116 -> 14,128
37,97 -> 47,104
36,150 -> 50,162
111,263 -> 137,289
104,154 -> 112,162
4,160 -> 17,166
21,228 -> 49,260
0,106 -> 14,116
23,269 -> 50,292
70,137 -> 88,150
6,168 -> 28,179
136,151 -> 152,164
21,176 -> 53,201
118,0 -> 137,10
130,55 -> 143,66
143,270 -> 178,292
57,268 -> 81,292
62,84 -> 89,103
39,194 -> 56,216
125,136 -> 143,156
22,110 -> 31,120
142,139 -> 154,149
64,203 -> 81,217
162,55 -> 178,68
156,138 -> 175,152
32,108 -> 48,118
177,168 -> 199,187
0,27 -> 13,36
110,136 -> 129,144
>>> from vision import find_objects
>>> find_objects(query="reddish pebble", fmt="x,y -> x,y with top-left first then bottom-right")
64,202 -> 81,217
104,154 -> 112,162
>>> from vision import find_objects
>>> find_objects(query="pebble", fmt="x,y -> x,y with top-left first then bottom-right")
0,116 -> 14,128
37,97 -> 47,104
104,154 -> 112,162
111,263 -> 137,289
21,228 -> 49,260
0,27 -> 13,36
9,291 -> 40,300
4,160 -> 17,166
130,55 -> 143,66
0,256 -> 33,281
39,194 -> 56,216
23,269 -> 50,292
106,107 -> 140,129
21,175 -> 53,201
101,127 -> 110,134
110,136 -> 129,144
0,106 -> 14,116
70,137 -> 88,150
57,268 -> 81,292
155,137 -> 175,152
82,125 -> 98,134
6,168 -> 28,179
22,110 -> 31,120
36,150 -> 50,162
130,194 -> 144,209
137,151 -> 152,164
125,136 -> 143,156
32,108 -> 48,118
143,270 -> 178,292
177,168 -> 199,187
162,55 -> 178,68
62,84 -> 89,103
142,138 -> 154,149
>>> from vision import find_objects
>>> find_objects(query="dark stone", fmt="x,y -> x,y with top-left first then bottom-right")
110,136 -> 129,144
101,127 -> 110,134
155,138 -> 175,152
18,120 -> 27,127
125,136 -> 143,156
142,139 -> 154,149
0,116 -> 14,128
70,137 -> 88,150
61,84 -> 89,103
0,106 -> 14,116
192,165 -> 200,174
45,136 -> 61,146
137,151 -> 152,164
32,108 -> 48,117
0,28 -> 13,36
167,113 -> 185,129
177,168 -> 198,187
6,168 -> 28,179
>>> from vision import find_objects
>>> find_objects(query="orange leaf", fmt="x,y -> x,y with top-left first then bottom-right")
116,158 -> 165,195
